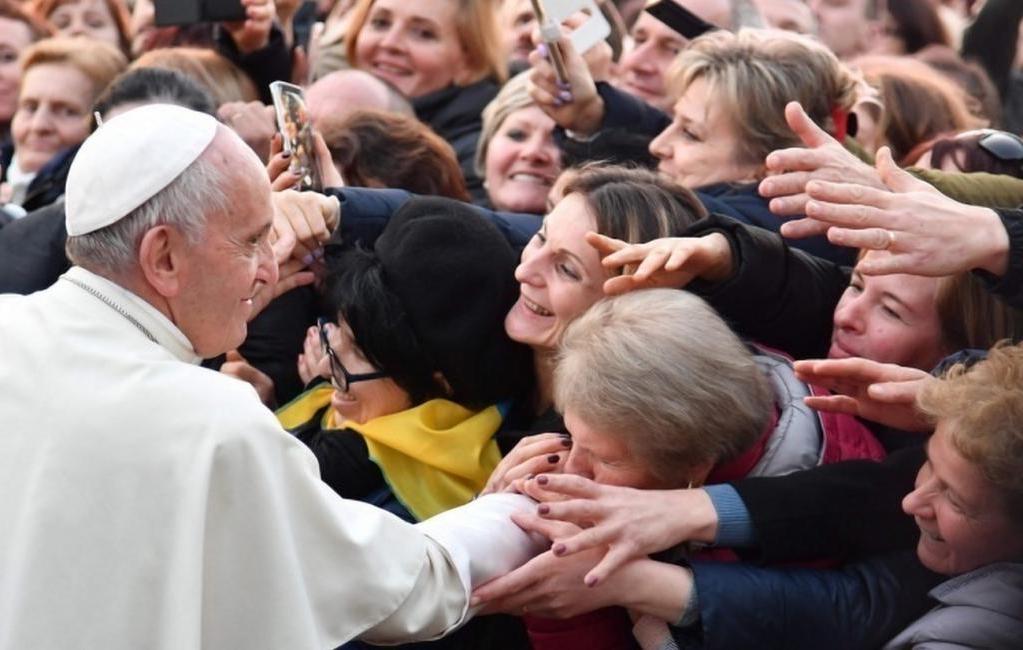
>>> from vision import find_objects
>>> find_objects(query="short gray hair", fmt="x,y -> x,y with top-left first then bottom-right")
65,150 -> 231,275
554,289 -> 773,485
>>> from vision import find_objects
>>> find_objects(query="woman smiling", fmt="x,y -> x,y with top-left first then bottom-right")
345,0 -> 507,200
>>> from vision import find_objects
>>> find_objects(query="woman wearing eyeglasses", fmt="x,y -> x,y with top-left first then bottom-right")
275,196 -> 533,524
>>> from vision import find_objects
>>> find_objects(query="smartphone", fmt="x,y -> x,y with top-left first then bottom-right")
530,0 -> 571,86
270,81 -> 324,192
544,0 -> 612,54
154,0 -> 246,27
645,0 -> 717,40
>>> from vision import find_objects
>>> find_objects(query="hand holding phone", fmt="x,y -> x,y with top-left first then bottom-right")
270,81 -> 323,192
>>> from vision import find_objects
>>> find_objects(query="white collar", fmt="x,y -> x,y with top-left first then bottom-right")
61,266 -> 202,365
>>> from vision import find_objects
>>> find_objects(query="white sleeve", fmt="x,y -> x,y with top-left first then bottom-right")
359,493 -> 545,643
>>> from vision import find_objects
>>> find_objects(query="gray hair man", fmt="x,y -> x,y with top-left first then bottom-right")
0,104 -> 539,649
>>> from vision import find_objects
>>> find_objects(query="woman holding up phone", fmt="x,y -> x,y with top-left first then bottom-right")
344,0 -> 507,201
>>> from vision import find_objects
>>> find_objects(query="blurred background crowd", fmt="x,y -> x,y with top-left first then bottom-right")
1,0 -> 1023,648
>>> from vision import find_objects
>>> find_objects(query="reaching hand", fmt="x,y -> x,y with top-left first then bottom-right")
270,189 -> 339,267
587,231 -> 733,295
471,511 -> 633,618
219,101 -> 277,163
527,26 -> 604,135
514,474 -> 718,587
481,433 -> 572,495
297,325 -> 329,386
794,357 -> 934,432
268,131 -> 345,192
759,102 -> 885,221
221,349 -> 276,406
223,0 -> 275,54
781,147 -> 1009,277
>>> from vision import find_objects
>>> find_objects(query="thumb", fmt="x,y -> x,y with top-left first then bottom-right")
785,101 -> 834,149
320,193 -> 341,231
291,44 -> 309,85
876,146 -> 927,194
313,131 -> 344,189
225,349 -> 245,363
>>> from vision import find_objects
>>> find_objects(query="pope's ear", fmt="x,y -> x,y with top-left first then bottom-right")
137,225 -> 187,298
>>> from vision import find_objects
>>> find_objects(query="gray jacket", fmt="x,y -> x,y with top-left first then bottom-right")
885,562 -> 1023,649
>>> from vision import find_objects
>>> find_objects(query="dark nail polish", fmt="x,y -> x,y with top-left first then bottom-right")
537,475 -> 549,485
538,503 -> 550,515
561,438 -> 572,448
552,543 -> 566,556
547,454 -> 559,463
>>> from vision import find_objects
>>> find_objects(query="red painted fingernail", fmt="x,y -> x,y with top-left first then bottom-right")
552,543 -> 566,556
547,454 -> 559,463
538,504 -> 550,515
537,475 -> 549,485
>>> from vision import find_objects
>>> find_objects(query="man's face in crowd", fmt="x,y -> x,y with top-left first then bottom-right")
614,0 -> 731,111
809,0 -> 875,59
615,11 -> 687,111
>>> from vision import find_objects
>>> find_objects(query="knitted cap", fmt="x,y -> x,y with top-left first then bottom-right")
326,196 -> 532,408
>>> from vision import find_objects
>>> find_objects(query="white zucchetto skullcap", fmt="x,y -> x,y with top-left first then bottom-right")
65,104 -> 219,236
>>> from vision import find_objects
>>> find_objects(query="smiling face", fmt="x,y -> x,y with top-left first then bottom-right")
648,76 -> 760,189
353,0 -> 468,98
170,134 -> 278,357
504,193 -> 607,352
902,423 -> 1023,575
614,12 -> 686,112
828,261 -> 947,371
49,0 -> 121,49
484,104 -> 560,214
321,318 -> 412,425
11,62 -> 94,173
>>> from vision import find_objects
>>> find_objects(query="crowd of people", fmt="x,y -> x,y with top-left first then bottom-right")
1,0 -> 1022,648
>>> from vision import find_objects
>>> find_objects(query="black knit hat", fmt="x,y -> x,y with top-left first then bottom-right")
323,197 -> 532,409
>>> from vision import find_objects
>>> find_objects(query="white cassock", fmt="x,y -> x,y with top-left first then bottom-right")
0,267 -> 542,650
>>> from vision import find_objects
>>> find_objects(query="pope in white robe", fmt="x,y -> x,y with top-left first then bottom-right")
0,104 -> 541,649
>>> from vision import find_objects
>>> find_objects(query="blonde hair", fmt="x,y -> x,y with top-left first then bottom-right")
345,0 -> 507,92
475,71 -> 533,176
555,289 -> 772,486
917,344 -> 1023,523
20,36 -> 126,98
131,47 -> 259,106
668,28 -> 859,171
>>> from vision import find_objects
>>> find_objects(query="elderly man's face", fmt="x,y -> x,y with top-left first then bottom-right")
172,132 -> 278,357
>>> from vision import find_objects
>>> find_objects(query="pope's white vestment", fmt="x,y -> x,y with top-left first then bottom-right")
0,267 -> 540,649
